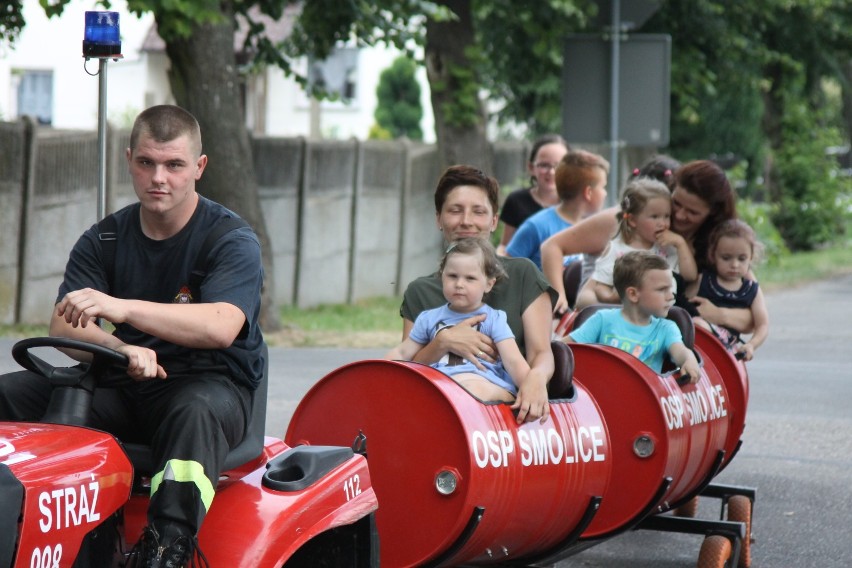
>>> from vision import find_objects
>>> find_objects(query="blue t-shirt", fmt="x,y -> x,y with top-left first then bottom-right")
569,308 -> 682,372
506,207 -> 581,269
409,303 -> 518,394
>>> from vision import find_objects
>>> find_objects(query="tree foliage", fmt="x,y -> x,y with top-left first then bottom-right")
641,0 -> 852,249
5,0 -> 852,253
374,56 -> 423,140
474,0 -> 590,137
0,2 -> 25,44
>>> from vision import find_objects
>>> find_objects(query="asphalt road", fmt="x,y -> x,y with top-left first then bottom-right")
2,273 -> 850,567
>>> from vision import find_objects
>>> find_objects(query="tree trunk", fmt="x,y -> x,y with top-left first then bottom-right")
425,0 -> 492,172
160,6 -> 280,331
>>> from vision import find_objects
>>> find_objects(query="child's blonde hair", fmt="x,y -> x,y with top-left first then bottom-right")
615,178 -> 672,243
707,219 -> 764,266
440,237 -> 507,282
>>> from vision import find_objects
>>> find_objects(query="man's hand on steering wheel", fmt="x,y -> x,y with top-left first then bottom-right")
115,345 -> 167,381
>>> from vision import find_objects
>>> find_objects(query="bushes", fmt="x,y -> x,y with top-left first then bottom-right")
736,199 -> 788,266
770,98 -> 848,251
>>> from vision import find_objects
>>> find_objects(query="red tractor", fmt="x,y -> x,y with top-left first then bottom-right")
0,337 -> 378,568
2,303 -> 755,567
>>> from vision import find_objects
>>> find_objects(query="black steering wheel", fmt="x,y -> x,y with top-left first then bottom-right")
11,337 -> 130,426
12,337 -> 128,387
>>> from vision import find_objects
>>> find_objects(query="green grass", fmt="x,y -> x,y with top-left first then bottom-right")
279,296 -> 402,333
756,241 -> 852,291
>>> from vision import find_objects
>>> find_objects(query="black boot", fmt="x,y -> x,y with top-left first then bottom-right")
126,522 -> 208,568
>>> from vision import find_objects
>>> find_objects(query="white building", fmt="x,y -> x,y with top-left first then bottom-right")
1,0 -> 434,140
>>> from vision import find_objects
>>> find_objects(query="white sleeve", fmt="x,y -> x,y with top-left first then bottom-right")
591,241 -> 617,286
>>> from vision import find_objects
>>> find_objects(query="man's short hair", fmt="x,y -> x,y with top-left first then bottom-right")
129,105 -> 202,157
613,251 -> 670,297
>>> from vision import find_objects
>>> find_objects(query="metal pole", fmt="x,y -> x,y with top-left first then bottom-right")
97,57 -> 109,221
609,0 -> 621,195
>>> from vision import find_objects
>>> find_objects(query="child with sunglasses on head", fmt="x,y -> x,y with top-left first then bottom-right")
387,237 -> 533,407
686,219 -> 769,361
580,177 -> 697,310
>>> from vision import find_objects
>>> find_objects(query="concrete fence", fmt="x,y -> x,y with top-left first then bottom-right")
0,117 -> 530,325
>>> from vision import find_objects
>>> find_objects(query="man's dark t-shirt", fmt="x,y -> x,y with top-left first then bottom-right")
58,196 -> 265,389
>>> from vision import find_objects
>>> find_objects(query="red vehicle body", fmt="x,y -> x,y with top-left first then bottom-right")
0,338 -> 378,568
286,306 -> 755,568
2,304 -> 753,568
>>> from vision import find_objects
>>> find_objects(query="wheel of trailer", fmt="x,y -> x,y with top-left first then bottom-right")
674,496 -> 699,518
726,495 -> 752,568
697,535 -> 732,568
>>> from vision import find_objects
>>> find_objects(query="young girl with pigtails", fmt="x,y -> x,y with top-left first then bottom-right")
581,177 -> 697,309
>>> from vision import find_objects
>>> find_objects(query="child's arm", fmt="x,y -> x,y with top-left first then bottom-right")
691,299 -> 755,333
684,273 -> 703,298
593,279 -> 621,304
658,230 -> 697,282
495,338 -> 532,387
668,342 -> 701,384
739,288 -> 769,361
385,337 -> 426,362
541,238 -> 570,314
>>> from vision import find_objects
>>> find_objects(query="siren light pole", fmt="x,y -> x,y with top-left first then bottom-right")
608,0 -> 621,200
82,11 -> 123,222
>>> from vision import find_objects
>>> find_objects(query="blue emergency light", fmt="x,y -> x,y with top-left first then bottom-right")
83,11 -> 121,57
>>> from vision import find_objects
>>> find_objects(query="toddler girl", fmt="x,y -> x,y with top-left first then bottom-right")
584,177 -> 697,307
686,219 -> 769,361
386,237 -> 531,403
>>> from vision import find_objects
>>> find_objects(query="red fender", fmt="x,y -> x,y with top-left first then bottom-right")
1,423 -> 132,568
122,438 -> 378,568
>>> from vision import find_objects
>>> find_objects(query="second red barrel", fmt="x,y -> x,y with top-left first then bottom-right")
568,343 -> 731,539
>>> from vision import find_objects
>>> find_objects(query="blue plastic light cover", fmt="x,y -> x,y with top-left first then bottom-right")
83,11 -> 121,57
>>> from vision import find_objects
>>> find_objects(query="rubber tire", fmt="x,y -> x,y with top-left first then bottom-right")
726,495 -> 753,568
673,495 -> 699,518
697,535 -> 732,568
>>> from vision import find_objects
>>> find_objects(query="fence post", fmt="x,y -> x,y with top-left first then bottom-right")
293,137 -> 307,307
347,139 -> 362,304
14,117 -> 37,324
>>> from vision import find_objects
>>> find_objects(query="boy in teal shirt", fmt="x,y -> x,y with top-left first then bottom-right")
568,251 -> 700,382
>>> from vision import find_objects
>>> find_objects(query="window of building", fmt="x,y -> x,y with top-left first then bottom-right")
16,70 -> 54,125
307,47 -> 358,103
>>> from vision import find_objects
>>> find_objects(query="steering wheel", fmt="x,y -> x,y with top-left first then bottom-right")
12,337 -> 128,387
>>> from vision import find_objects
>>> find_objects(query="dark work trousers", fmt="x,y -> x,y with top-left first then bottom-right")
0,361 -> 251,535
